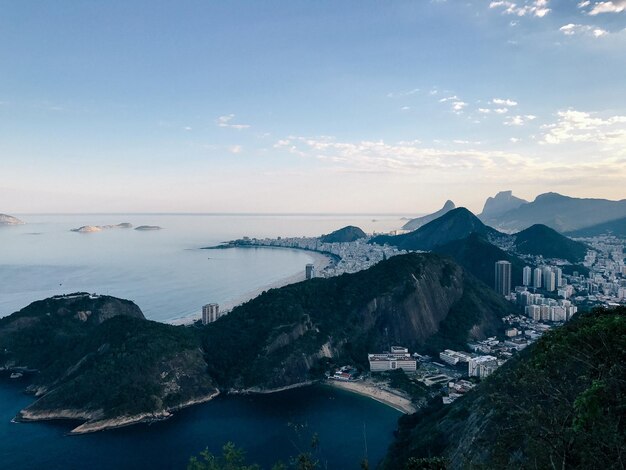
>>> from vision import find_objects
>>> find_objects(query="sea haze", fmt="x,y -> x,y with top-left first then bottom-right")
0,214 -> 403,321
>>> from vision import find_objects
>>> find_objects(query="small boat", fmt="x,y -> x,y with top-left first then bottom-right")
10,372 -> 23,379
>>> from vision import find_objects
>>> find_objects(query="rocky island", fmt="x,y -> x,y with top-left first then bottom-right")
71,223 -> 133,233
0,213 -> 25,225
135,225 -> 162,231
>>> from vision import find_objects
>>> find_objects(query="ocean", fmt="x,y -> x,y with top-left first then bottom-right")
0,213 -> 403,321
0,213 -> 408,469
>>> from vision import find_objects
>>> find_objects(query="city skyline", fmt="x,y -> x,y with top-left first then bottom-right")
2,1 -> 625,213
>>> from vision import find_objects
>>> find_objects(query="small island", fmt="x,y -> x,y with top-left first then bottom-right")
135,225 -> 162,231
0,213 -> 25,225
71,223 -> 133,233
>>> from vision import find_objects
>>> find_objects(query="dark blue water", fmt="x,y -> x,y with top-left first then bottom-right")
0,377 -> 400,469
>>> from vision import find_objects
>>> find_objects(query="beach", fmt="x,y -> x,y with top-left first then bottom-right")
325,379 -> 417,414
169,248 -> 333,325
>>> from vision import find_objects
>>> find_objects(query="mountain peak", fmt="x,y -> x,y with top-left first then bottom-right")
402,200 -> 456,231
479,190 -> 528,220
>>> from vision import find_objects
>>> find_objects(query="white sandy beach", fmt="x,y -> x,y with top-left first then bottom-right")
326,379 -> 417,414
169,248 -> 332,325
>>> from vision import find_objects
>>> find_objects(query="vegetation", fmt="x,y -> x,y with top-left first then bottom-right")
372,208 -> 504,251
320,225 -> 366,243
433,233 -> 527,292
384,306 -> 626,469
200,253 -> 511,389
0,296 -> 216,421
513,224 -> 588,263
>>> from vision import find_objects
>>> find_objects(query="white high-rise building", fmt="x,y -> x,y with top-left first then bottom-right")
533,268 -> 542,289
543,268 -> 556,292
202,303 -> 220,325
553,267 -> 563,288
523,266 -> 532,286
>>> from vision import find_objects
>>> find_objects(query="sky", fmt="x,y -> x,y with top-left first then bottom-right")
1,0 -> 625,214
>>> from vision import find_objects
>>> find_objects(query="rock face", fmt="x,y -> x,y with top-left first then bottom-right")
201,253 -> 513,391
402,200 -> 456,231
373,208 -> 505,251
0,213 -> 25,225
478,190 -> 528,221
484,192 -> 626,232
0,294 -> 217,434
320,225 -> 367,243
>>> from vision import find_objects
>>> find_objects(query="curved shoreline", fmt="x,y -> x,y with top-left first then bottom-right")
168,247 -> 333,325
324,380 -> 416,414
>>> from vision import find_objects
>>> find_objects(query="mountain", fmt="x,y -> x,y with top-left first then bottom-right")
479,190 -> 528,222
565,216 -> 626,238
0,213 -> 24,225
200,253 -> 514,390
0,293 -> 217,434
513,224 -> 588,263
402,200 -> 456,231
2,254 -> 514,433
433,233 -> 528,289
384,306 -> 626,469
372,208 -> 504,251
485,192 -> 626,232
320,225 -> 366,243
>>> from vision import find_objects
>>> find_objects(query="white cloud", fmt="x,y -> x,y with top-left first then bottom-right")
560,23 -> 609,37
494,108 -> 509,114
478,108 -> 492,114
273,136 -> 528,174
492,98 -> 518,106
216,114 -> 250,130
440,95 -> 467,114
588,1 -> 626,15
504,114 -> 537,126
387,88 -> 420,98
542,109 -> 626,144
229,145 -> 243,154
489,0 -> 551,18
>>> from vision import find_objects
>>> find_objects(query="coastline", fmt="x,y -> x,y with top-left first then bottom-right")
169,247 -> 333,326
325,380 -> 417,414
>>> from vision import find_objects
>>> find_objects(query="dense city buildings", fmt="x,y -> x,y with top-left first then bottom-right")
368,346 -> 417,372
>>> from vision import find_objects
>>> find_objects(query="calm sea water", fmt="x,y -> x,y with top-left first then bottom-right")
0,376 -> 400,469
0,214 -> 403,321
0,214 -> 407,469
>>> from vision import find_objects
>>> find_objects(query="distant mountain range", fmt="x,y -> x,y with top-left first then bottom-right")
565,216 -> 626,238
373,207 -> 588,277
481,192 -> 626,232
0,213 -> 24,225
320,225 -> 366,243
402,200 -> 456,231
478,190 -> 528,221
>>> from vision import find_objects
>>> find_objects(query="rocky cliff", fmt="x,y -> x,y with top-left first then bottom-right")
402,200 -> 456,231
201,253 -> 513,391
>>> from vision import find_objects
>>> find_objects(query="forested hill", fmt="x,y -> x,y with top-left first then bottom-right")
200,252 -> 514,390
384,306 -> 626,469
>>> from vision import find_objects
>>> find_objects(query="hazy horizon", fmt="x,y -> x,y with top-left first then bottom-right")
2,1 -> 625,213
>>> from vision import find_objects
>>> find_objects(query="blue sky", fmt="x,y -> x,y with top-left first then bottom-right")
1,0 -> 625,213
